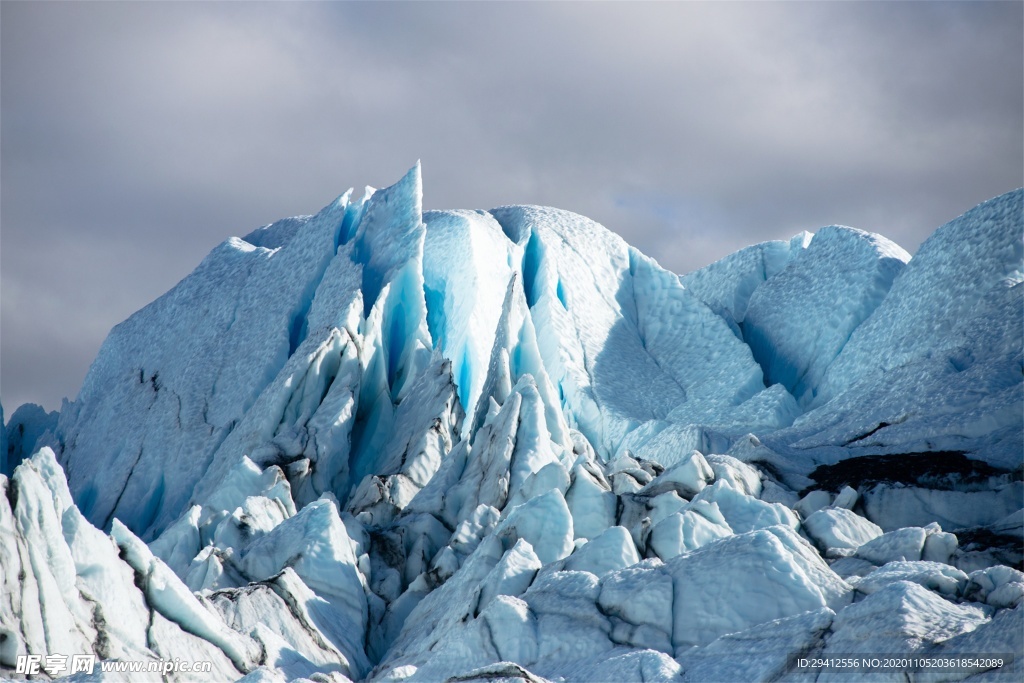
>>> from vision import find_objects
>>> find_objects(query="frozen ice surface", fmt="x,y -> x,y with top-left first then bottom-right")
742,226 -> 909,407
3,402 -> 59,475
680,232 -> 811,328
850,560 -> 969,598
647,506 -> 732,559
856,526 -> 930,565
421,209 -> 516,426
552,647 -> 681,682
4,169 -> 1021,682
860,481 -> 1023,532
563,526 -> 640,576
597,525 -> 851,653
965,566 -> 1024,609
639,449 -> 714,498
819,580 -> 989,664
679,608 -> 833,682
238,499 -> 367,648
210,568 -> 369,679
1,449 -> 248,679
923,605 -> 1024,682
56,189 -> 360,537
495,488 -> 574,565
803,507 -> 883,556
111,519 -> 264,671
705,453 -> 762,497
821,190 -> 1023,404
665,526 -> 851,649
794,489 -> 833,518
565,464 -> 617,540
690,480 -> 799,534
769,190 -> 1024,471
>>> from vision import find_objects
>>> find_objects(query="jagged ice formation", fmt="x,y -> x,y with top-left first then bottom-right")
2,164 -> 1022,682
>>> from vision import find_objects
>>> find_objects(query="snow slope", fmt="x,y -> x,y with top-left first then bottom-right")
3,167 -> 1021,682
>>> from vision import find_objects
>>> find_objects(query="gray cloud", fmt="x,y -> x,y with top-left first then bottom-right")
2,1 -> 1021,411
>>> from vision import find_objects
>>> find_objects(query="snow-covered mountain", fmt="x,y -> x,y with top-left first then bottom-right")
2,164 -> 1021,682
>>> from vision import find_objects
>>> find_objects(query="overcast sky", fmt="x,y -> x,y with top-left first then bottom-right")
2,1 -> 1022,413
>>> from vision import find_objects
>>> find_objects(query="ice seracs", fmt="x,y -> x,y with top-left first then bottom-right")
741,225 -> 909,408
3,166 -> 1021,682
770,190 -> 1023,473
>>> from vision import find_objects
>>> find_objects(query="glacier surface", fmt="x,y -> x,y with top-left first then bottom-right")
2,164 -> 1021,682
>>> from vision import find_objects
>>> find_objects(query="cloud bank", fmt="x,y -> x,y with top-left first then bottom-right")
2,1 -> 1021,410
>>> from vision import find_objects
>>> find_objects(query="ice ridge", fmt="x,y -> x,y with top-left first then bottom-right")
2,167 -> 1021,682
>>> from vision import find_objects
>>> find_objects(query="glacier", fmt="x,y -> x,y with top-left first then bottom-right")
2,163 -> 1022,682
